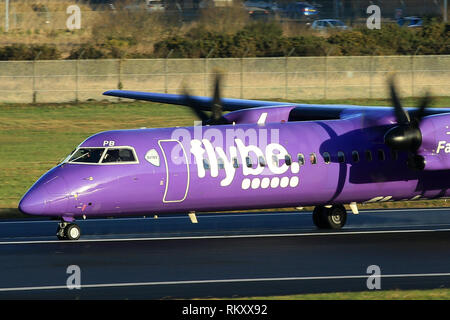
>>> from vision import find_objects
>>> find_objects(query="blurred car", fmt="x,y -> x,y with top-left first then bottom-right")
311,19 -> 349,31
277,1 -> 318,20
146,0 -> 165,12
397,16 -> 423,28
245,6 -> 272,20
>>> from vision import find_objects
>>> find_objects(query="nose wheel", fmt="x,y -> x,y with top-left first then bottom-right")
312,205 -> 347,230
57,222 -> 81,240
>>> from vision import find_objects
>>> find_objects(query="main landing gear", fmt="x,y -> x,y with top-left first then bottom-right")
57,221 -> 81,240
312,205 -> 347,230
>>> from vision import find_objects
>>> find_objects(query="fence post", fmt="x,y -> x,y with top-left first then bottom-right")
369,54 -> 374,99
164,50 -> 173,94
324,48 -> 336,100
204,49 -> 214,96
240,48 -> 249,99
32,51 -> 42,104
117,59 -> 123,90
285,48 -> 295,100
411,48 -> 421,98
117,59 -> 123,102
75,50 -> 85,103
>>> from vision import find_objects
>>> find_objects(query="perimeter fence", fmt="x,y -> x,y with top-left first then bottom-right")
0,55 -> 448,103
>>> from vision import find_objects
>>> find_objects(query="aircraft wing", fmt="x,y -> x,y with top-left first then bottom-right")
103,90 -> 284,111
103,90 -> 450,121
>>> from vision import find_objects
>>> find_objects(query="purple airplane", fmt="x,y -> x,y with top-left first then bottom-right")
19,76 -> 450,240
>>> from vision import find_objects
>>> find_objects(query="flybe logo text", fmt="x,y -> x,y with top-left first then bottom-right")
190,138 -> 299,187
437,141 -> 450,154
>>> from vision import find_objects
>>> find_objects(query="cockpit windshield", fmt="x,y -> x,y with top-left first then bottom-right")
68,148 -> 105,163
102,148 -> 136,163
66,147 -> 138,164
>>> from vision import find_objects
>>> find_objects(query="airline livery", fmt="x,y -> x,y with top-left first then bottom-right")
18,76 -> 450,240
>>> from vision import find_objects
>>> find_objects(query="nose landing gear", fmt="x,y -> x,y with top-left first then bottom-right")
57,221 -> 81,240
312,205 -> 347,230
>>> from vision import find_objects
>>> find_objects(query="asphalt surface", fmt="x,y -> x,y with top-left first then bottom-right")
1,207 -> 450,299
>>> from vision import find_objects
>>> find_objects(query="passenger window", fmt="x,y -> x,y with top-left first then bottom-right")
285,155 -> 292,166
378,149 -> 386,161
259,156 -> 266,167
298,153 -> 305,166
365,150 -> 373,162
218,158 -> 225,170
233,157 -> 239,168
310,153 -> 317,165
323,152 -> 331,164
338,151 -> 345,163
102,148 -> 136,163
272,155 -> 279,167
203,158 -> 210,170
245,156 -> 252,168
352,151 -> 360,163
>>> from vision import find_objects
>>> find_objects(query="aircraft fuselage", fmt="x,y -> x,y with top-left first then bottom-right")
19,117 -> 450,222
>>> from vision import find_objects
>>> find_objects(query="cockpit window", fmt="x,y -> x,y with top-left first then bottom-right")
66,146 -> 138,164
69,148 -> 105,163
101,148 -> 136,163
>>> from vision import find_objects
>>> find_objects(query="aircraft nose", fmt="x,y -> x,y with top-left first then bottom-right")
18,187 -> 47,216
19,175 -> 70,216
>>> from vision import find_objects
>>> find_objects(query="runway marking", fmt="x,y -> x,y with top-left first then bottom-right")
1,272 -> 450,292
1,228 -> 450,245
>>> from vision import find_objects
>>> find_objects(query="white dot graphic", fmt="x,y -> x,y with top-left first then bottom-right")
270,177 -> 280,188
261,177 -> 270,189
280,177 -> 289,188
251,178 -> 261,189
290,176 -> 299,187
242,178 -> 251,190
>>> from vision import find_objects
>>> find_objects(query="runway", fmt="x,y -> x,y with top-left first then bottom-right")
1,207 -> 450,299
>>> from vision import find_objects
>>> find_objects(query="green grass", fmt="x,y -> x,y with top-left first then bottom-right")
223,288 -> 450,300
1,96 -> 450,218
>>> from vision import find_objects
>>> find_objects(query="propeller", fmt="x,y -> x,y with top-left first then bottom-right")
383,77 -> 431,169
182,73 -> 230,126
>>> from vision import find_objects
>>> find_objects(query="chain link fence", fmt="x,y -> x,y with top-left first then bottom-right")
0,55 -> 448,103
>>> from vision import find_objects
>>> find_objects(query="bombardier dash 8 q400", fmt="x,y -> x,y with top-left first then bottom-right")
19,75 -> 450,240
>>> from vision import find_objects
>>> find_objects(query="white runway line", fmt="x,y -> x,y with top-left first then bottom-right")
1,227 -> 450,246
1,272 -> 450,293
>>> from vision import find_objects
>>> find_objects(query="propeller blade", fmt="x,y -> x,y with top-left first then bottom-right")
180,74 -> 230,126
384,78 -> 430,170
211,73 -> 223,122
182,88 -> 210,123
412,91 -> 431,125
389,77 -> 410,125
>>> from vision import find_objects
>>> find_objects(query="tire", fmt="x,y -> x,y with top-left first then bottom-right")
325,205 -> 347,230
65,224 -> 81,240
313,205 -> 347,230
312,206 -> 328,229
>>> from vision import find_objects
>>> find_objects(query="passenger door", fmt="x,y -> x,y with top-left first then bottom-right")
158,140 -> 190,203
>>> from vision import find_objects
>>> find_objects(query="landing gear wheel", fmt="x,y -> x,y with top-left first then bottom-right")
65,224 -> 81,240
313,205 -> 347,230
327,205 -> 347,229
56,222 -> 81,240
312,206 -> 328,229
